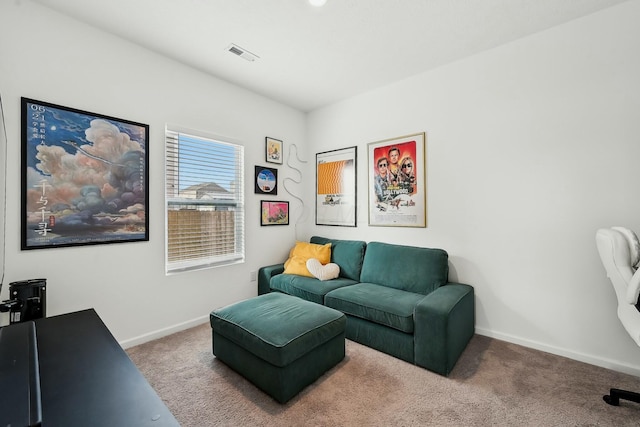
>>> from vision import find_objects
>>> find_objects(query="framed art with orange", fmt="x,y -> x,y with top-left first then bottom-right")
315,146 -> 357,227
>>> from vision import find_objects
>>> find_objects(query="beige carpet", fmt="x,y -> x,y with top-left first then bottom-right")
127,323 -> 640,426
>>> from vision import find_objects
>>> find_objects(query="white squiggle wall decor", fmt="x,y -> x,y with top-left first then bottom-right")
282,144 -> 308,230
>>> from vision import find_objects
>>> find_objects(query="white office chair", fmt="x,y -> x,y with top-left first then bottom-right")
595,227 -> 640,406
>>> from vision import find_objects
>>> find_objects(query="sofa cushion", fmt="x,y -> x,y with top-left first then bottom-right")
325,283 -> 425,334
359,242 -> 448,294
310,236 -> 367,281
270,273 -> 358,304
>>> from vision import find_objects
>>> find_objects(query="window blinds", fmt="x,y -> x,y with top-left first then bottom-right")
165,128 -> 244,274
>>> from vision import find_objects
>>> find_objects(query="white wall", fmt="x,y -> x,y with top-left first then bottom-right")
304,1 -> 640,375
0,1 -> 305,345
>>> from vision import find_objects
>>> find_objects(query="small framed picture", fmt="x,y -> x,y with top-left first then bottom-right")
265,137 -> 283,164
254,165 -> 278,195
261,200 -> 289,226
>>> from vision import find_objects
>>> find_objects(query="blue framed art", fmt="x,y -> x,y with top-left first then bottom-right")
21,98 -> 149,250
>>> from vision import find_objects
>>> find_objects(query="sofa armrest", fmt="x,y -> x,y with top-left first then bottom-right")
414,282 -> 475,376
258,263 -> 285,295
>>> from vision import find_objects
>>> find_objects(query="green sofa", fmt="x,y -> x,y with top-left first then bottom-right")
258,236 -> 475,376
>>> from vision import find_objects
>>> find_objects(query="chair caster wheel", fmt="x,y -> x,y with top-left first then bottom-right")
603,394 -> 619,406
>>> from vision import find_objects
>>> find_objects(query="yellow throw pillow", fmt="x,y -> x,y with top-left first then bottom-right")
283,241 -> 332,277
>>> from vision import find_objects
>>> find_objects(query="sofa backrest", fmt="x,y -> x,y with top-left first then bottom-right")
310,236 -> 367,281
359,241 -> 448,294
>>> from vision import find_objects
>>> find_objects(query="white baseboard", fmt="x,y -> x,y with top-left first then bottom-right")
119,315 -> 210,349
475,326 -> 640,377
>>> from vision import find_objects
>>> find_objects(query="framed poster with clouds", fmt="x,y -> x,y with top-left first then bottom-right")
21,98 -> 149,250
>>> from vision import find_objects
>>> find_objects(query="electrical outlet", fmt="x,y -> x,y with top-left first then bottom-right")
250,271 -> 257,282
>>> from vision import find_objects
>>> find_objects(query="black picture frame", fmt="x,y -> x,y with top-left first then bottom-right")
265,137 -> 283,164
21,97 -> 149,250
260,200 -> 289,226
254,165 -> 278,195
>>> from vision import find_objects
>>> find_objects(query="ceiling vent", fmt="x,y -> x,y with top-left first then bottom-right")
226,44 -> 259,62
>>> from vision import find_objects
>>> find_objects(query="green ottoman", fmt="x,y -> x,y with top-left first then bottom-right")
210,293 -> 346,403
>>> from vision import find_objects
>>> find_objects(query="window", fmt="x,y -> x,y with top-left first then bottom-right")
165,126 -> 244,274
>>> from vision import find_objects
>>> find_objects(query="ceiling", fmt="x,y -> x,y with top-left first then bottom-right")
33,0 -> 628,112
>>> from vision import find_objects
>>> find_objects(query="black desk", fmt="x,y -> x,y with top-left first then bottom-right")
0,321 -> 41,426
1,309 -> 179,427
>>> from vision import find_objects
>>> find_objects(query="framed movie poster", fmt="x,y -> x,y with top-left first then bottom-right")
265,137 -> 283,164
368,132 -> 426,227
260,200 -> 289,226
254,165 -> 278,195
21,98 -> 149,250
316,146 -> 357,227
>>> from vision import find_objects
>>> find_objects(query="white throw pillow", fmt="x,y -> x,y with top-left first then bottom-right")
306,258 -> 340,281
612,226 -> 640,268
